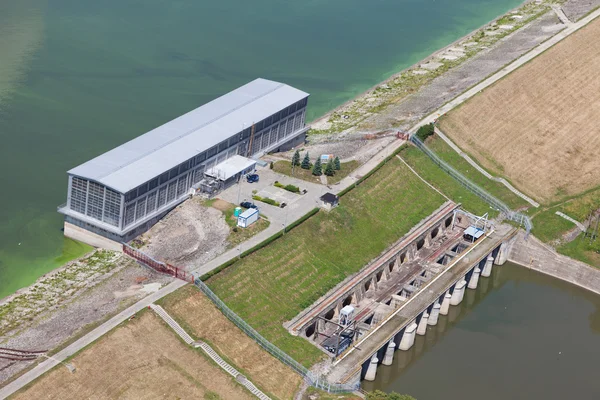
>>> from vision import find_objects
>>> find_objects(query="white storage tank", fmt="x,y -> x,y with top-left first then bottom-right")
237,208 -> 259,228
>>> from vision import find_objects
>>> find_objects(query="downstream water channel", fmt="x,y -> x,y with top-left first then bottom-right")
0,0 -> 524,298
362,263 -> 600,399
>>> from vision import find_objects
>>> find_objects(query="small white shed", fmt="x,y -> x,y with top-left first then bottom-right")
237,208 -> 259,228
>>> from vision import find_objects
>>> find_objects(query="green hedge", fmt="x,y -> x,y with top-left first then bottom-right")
252,195 -> 280,207
284,207 -> 319,233
200,208 -> 320,281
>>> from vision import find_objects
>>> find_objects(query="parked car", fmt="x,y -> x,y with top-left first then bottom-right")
240,201 -> 258,209
280,202 -> 287,208
246,173 -> 259,183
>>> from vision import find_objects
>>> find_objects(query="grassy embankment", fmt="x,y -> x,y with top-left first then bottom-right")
529,188 -> 600,268
272,160 -> 360,185
207,157 -> 446,367
422,136 -> 529,210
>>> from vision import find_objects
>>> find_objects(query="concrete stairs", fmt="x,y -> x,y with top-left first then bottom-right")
149,304 -> 271,400
150,304 -> 194,344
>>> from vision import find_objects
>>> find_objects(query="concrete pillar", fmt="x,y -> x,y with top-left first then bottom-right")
382,340 -> 396,366
481,255 -> 494,277
364,354 -> 379,381
440,292 -> 451,315
494,242 -> 509,265
399,322 -> 417,351
428,302 -> 441,326
416,312 -> 429,336
468,267 -> 481,290
450,280 -> 466,306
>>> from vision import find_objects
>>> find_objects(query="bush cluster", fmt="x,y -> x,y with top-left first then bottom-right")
415,123 -> 435,141
252,195 -> 280,207
274,181 -> 300,193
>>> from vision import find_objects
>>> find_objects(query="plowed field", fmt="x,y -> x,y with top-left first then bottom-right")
439,18 -> 600,204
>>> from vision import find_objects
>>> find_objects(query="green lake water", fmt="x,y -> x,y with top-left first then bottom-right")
0,0 -> 524,298
363,263 -> 600,399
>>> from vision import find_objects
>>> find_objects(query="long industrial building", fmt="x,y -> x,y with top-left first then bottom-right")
58,78 -> 309,248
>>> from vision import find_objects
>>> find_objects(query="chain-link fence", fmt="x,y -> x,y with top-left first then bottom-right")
193,278 -> 359,393
410,135 -> 532,233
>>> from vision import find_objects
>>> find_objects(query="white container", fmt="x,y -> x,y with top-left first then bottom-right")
237,208 -> 259,228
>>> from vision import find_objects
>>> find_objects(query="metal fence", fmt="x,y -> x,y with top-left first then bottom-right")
123,242 -> 358,393
410,135 -> 532,233
123,243 -> 195,282
193,278 -> 360,393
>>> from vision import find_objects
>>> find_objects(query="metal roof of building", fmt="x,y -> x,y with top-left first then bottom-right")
205,155 -> 256,181
68,78 -> 309,193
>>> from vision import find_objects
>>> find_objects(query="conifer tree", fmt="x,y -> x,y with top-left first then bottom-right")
301,152 -> 311,169
334,156 -> 341,170
325,159 -> 335,176
312,158 -> 322,176
291,150 -> 301,167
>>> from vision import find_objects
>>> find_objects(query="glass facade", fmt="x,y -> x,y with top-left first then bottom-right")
68,177 -> 123,227
66,96 -> 308,235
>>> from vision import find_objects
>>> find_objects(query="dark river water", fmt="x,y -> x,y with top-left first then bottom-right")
0,0 -> 524,298
362,262 -> 600,399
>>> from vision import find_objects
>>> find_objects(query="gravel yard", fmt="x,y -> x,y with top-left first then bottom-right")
141,198 -> 230,269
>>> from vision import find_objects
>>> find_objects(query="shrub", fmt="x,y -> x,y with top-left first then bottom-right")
415,123 -> 435,141
269,161 -> 274,169
283,184 -> 300,193
252,195 -> 280,207
334,156 -> 341,170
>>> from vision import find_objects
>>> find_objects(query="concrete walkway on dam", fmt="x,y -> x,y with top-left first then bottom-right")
508,231 -> 600,296
4,8 -> 600,398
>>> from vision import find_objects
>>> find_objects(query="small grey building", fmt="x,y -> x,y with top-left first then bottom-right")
58,78 -> 309,248
319,193 -> 339,211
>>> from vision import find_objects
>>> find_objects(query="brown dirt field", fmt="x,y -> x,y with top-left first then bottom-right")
12,312 -> 252,400
163,286 -> 303,400
438,18 -> 600,204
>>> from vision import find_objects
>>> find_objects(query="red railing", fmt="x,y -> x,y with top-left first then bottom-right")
122,243 -> 194,282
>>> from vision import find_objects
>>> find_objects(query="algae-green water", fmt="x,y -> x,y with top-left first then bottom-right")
0,0 -> 523,298
363,263 -> 600,399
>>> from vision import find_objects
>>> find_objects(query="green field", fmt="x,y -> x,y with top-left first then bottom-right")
423,136 -> 529,210
207,157 -> 445,366
397,145 -> 494,217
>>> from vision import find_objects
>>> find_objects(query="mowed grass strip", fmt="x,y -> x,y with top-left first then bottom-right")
398,145 -> 494,217
207,157 -> 445,367
425,135 -> 529,210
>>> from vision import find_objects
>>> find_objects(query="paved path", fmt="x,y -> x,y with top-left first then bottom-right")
0,279 -> 186,398
3,8 -> 600,398
410,8 -> 600,133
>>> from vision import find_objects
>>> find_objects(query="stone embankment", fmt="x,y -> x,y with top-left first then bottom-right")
508,231 -> 600,295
